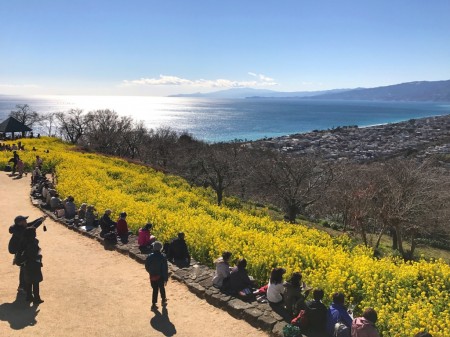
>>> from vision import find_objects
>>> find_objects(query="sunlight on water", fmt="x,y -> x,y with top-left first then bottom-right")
1,95 -> 449,142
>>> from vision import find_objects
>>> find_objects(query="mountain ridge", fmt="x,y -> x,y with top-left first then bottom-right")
168,79 -> 450,101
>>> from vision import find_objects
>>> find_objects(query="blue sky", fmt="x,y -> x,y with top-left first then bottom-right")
1,0 -> 449,96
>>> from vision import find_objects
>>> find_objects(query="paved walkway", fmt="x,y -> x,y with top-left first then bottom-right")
0,172 -> 268,337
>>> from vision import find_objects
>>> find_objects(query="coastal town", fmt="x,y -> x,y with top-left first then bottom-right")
247,114 -> 450,163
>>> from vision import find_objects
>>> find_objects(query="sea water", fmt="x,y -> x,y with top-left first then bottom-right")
0,95 -> 449,142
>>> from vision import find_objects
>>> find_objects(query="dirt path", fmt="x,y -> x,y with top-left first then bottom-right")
0,172 -> 268,337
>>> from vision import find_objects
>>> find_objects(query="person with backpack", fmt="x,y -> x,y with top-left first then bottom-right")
8,215 -> 46,292
145,241 -> 168,309
326,292 -> 353,337
351,307 -> 380,337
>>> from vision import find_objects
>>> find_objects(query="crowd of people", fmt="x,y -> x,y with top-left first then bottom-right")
211,251 -> 434,337
5,168 -> 434,337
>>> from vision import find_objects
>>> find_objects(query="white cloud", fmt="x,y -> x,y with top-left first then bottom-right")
122,74 -> 277,88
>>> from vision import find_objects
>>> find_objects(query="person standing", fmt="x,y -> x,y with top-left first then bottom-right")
145,241 -> 168,309
8,215 -> 46,292
22,227 -> 44,304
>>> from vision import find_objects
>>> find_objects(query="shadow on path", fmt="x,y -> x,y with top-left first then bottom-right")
150,306 -> 177,336
0,293 -> 40,329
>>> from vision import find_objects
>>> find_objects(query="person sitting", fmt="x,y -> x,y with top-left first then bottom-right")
267,267 -> 286,305
50,193 -> 64,212
167,232 -> 190,266
138,223 -> 156,252
212,251 -> 232,289
283,272 -> 309,316
229,258 -> 254,297
116,212 -> 132,244
99,209 -> 117,243
327,292 -> 353,337
85,205 -> 98,227
77,203 -> 87,222
64,196 -> 77,220
305,288 -> 327,334
351,307 -> 380,337
32,166 -> 42,185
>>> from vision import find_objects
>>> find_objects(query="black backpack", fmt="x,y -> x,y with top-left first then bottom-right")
8,234 -> 21,255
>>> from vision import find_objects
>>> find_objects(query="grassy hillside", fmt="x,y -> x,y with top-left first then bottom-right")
1,137 -> 449,337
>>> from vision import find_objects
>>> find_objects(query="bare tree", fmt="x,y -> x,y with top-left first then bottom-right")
188,142 -> 243,206
55,109 -> 89,144
372,159 -> 449,260
39,112 -> 57,136
253,153 -> 333,223
9,104 -> 41,135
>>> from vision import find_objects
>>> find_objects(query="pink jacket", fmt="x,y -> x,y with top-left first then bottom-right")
351,317 -> 380,337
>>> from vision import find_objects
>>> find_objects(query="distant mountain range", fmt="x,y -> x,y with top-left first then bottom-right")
169,80 -> 450,102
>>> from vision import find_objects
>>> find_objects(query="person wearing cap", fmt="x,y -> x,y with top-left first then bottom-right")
167,232 -> 191,266
8,215 -> 46,292
116,212 -> 131,244
145,241 -> 169,309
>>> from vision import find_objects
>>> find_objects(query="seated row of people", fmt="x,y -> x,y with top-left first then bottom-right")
211,252 -> 388,337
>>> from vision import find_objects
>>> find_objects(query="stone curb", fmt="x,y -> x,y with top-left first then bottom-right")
30,195 -> 294,337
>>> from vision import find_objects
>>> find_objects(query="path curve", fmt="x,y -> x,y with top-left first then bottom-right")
0,172 -> 268,337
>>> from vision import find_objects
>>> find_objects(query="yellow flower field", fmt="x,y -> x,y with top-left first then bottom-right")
1,137 -> 449,337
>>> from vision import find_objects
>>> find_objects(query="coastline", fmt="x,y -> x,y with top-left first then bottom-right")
247,113 -> 450,162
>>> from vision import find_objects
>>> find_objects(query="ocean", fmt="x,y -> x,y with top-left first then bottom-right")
1,95 -> 449,142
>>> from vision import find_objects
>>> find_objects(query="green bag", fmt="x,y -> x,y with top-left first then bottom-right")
283,323 -> 301,337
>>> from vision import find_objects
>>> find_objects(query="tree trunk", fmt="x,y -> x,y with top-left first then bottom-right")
286,204 -> 297,224
394,224 -> 405,257
375,226 -> 387,249
408,231 -> 417,261
217,188 -> 223,206
390,227 -> 398,250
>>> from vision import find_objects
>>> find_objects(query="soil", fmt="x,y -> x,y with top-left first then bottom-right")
0,172 -> 268,337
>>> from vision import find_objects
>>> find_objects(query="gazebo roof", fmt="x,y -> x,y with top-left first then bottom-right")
0,117 -> 32,133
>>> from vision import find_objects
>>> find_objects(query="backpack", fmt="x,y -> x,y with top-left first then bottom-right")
146,253 -> 162,279
283,324 -> 302,337
334,322 -> 351,337
8,234 -> 21,254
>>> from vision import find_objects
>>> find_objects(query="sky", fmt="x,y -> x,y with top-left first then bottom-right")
1,0 -> 450,96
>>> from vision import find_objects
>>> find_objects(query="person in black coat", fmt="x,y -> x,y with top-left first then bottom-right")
22,227 -> 44,304
167,232 -> 190,266
8,215 -> 46,292
99,209 -> 117,242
